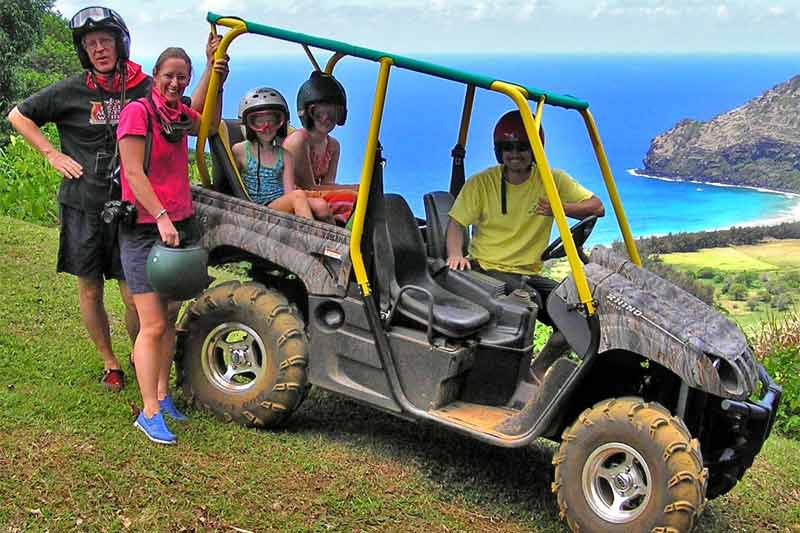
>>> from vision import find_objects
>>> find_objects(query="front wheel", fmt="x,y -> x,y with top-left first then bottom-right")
553,397 -> 707,532
176,281 -> 309,428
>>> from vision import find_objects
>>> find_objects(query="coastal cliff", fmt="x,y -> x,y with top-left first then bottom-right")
641,75 -> 800,193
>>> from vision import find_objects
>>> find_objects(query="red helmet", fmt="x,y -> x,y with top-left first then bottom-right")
493,110 -> 545,163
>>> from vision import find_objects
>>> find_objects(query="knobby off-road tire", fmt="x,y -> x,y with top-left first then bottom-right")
176,281 -> 308,428
552,397 -> 707,533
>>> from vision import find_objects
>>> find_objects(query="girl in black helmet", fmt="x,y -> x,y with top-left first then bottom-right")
232,87 -> 329,220
283,71 -> 347,191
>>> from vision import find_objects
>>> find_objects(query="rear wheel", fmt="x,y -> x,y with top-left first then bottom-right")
553,397 -> 707,532
176,281 -> 308,428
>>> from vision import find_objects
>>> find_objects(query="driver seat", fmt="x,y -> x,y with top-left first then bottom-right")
374,194 -> 491,338
423,191 -> 468,260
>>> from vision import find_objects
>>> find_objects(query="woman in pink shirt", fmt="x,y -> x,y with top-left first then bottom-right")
117,46 -> 227,444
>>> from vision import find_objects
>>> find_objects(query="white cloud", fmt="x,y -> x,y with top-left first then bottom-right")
767,5 -> 786,16
53,0 -> 800,55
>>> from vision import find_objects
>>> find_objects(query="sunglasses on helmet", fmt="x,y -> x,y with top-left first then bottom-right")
246,110 -> 284,132
70,7 -> 122,30
497,141 -> 531,153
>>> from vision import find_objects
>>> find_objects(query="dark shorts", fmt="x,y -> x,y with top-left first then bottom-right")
119,216 -> 202,295
57,204 -> 125,281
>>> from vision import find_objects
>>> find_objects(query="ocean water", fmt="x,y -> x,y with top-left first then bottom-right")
180,53 -> 800,245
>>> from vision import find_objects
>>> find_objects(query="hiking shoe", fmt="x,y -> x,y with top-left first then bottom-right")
159,394 -> 188,422
134,410 -> 176,445
100,369 -> 125,392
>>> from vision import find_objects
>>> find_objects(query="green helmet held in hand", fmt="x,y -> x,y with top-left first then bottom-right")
146,242 -> 210,301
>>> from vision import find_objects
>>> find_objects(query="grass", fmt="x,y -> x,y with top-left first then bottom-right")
657,240 -> 800,329
1,215 -> 799,532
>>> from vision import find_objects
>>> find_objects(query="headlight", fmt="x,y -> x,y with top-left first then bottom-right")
712,356 -> 746,397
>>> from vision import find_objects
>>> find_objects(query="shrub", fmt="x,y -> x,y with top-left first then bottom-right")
773,294 -> 793,312
697,267 -> 715,279
751,311 -> 800,437
728,283 -> 748,301
0,130 -> 60,225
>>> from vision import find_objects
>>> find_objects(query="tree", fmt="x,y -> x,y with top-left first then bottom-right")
0,0 -> 52,141
746,296 -> 759,311
14,11 -> 80,99
728,283 -> 748,301
773,294 -> 793,312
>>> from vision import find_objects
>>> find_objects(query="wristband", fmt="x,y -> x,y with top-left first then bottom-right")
155,208 -> 167,220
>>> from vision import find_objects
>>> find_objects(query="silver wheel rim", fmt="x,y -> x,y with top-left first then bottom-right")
582,442 -> 652,523
201,322 -> 268,394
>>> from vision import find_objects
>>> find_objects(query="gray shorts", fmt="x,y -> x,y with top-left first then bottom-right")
119,216 -> 202,295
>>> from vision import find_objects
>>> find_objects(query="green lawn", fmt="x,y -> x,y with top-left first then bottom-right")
660,240 -> 800,272
1,216 -> 798,532
657,240 -> 800,329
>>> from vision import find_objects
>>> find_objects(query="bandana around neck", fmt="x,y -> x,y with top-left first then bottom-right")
148,86 -> 188,122
85,61 -> 148,92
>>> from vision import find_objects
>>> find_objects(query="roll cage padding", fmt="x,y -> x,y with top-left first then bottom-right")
423,191 -> 468,261
208,119 -> 251,201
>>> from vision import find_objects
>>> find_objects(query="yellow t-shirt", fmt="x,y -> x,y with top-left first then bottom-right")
449,165 -> 593,274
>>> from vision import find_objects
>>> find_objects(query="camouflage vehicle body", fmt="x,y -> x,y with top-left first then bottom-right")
193,186 -> 352,297
556,245 -> 758,401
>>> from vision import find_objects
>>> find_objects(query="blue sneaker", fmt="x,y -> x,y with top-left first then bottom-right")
134,410 -> 176,445
159,394 -> 188,422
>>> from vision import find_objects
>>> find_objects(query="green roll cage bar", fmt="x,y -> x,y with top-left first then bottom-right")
195,12 -> 643,316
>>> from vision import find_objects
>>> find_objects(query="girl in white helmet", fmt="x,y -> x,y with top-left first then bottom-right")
232,87 -> 329,220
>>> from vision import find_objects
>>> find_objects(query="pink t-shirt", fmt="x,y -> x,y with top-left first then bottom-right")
117,95 -> 199,224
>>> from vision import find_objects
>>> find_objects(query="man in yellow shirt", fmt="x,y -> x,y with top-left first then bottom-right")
447,110 -> 604,379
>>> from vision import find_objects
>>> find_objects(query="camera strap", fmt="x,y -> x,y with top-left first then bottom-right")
130,98 -> 154,175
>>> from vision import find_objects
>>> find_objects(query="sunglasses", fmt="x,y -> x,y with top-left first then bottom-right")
246,111 -> 284,132
498,141 -> 531,153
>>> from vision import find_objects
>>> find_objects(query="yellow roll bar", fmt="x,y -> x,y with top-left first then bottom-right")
581,109 -> 642,266
196,18 -> 247,188
349,57 -> 393,296
457,85 -> 476,146
491,81 -> 596,316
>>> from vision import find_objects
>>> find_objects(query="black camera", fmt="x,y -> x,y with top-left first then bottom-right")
102,199 -> 138,226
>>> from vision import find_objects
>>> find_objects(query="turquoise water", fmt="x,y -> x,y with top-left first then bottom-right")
181,53 -> 800,245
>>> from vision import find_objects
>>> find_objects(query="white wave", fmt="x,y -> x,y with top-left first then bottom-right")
626,168 -> 800,199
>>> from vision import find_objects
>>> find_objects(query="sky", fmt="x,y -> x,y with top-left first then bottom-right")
55,0 -> 799,60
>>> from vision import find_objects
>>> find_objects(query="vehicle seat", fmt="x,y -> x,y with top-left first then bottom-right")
209,118 -> 250,200
423,191 -> 468,260
375,194 -> 490,338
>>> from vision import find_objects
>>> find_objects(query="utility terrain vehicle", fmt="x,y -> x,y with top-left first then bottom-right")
177,13 -> 782,532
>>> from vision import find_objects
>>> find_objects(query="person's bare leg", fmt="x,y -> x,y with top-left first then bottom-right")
157,301 -> 182,400
78,276 -> 119,370
268,190 -> 313,219
118,280 -> 139,345
308,197 -> 333,222
132,292 -> 168,417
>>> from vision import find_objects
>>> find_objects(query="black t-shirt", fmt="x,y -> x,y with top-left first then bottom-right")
17,73 -> 151,212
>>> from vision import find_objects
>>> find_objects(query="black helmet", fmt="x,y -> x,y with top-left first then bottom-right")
296,71 -> 347,129
239,87 -> 290,140
70,6 -> 131,70
146,242 -> 210,301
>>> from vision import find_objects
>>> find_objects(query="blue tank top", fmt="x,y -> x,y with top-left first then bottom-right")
241,141 -> 285,205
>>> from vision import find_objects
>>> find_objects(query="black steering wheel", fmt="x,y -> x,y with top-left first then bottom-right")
541,215 -> 598,263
